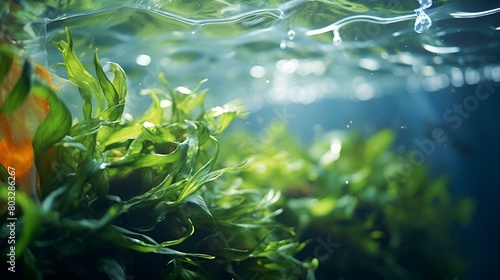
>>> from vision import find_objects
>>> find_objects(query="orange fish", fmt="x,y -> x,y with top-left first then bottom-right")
0,55 -> 52,194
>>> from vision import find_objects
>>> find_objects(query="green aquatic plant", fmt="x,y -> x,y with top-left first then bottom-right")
0,26 -> 473,280
0,29 -> 316,279
218,122 -> 475,280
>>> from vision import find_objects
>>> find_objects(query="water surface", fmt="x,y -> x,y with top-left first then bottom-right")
2,0 -> 499,113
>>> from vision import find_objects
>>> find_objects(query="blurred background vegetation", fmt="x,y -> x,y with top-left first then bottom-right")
218,120 -> 475,280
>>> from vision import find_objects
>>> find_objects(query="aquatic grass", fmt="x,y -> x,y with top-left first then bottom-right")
1,24 -> 474,279
0,29 -> 314,279
218,125 -> 475,279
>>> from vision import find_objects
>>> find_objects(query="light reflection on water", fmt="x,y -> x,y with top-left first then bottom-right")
1,0 -> 499,114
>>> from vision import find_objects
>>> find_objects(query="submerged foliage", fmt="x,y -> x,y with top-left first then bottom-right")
0,29 -> 315,279
219,122 -> 475,280
0,27 -> 473,280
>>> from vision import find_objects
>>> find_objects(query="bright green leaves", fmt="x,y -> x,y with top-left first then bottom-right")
94,53 -> 127,121
176,135 -> 218,202
219,125 -> 475,279
159,73 -> 207,123
204,103 -> 240,135
364,129 -> 394,163
0,29 -> 313,280
57,28 -> 102,119
94,52 -> 119,110
50,28 -> 297,279
309,196 -> 336,217
57,27 -> 127,121
106,141 -> 183,169
49,27 -> 129,202
157,73 -> 242,135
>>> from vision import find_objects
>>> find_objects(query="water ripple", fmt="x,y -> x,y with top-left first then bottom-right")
4,0 -> 500,105
307,0 -> 434,44
306,13 -> 416,45
50,4 -> 285,26
146,6 -> 285,26
450,7 -> 500,18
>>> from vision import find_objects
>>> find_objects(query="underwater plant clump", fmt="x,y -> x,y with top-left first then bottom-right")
0,27 -> 474,280
218,123 -> 475,280
0,29 -> 316,279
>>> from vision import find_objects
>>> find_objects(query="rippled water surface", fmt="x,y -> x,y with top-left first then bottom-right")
2,0 -> 500,114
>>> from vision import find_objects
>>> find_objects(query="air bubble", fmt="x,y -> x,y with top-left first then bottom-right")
280,40 -> 287,49
332,29 -> 342,45
418,0 -> 432,10
414,0 -> 432,33
288,30 -> 295,40
414,10 -> 432,33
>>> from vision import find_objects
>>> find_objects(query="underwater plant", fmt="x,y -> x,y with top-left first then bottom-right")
0,29 -> 316,279
0,27 -> 474,280
218,122 -> 475,280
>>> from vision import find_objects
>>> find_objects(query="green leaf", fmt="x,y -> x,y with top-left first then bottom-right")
0,59 -> 32,113
133,91 -> 164,125
0,47 -> 14,85
0,185 -> 42,257
57,27 -> 104,119
183,193 -> 214,221
96,258 -> 126,280
104,226 -> 214,259
94,51 -> 125,121
59,204 -> 121,232
166,258 -> 211,280
182,193 -> 224,240
104,141 -> 183,168
364,129 -> 394,163
32,82 -> 72,197
204,103 -> 240,135
0,164 -> 8,181
110,62 -> 127,102
309,197 -> 336,217
70,118 -> 112,138
100,124 -> 143,147
176,136 -> 220,202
